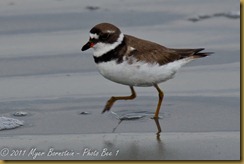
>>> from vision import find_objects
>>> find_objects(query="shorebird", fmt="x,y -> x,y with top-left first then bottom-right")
81,23 -> 211,120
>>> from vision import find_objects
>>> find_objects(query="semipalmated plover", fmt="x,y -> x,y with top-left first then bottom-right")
81,23 -> 212,119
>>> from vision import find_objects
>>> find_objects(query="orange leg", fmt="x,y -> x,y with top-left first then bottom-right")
102,86 -> 136,113
154,117 -> 162,139
153,84 -> 164,119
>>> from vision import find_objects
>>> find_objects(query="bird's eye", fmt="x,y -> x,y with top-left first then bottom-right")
90,37 -> 96,42
100,33 -> 110,40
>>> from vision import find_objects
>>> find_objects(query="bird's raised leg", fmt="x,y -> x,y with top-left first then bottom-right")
102,86 -> 136,113
153,84 -> 164,119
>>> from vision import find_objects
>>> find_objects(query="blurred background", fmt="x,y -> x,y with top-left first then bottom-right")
0,0 -> 239,79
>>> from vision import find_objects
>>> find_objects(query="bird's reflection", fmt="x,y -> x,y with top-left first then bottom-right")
111,111 -> 162,140
112,119 -> 122,133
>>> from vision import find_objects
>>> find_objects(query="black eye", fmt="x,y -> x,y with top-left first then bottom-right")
100,33 -> 110,40
90,37 -> 96,42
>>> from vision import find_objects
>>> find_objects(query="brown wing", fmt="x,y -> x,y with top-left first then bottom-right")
124,35 -> 210,65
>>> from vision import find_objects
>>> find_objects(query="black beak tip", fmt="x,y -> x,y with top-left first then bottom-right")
81,42 -> 91,51
81,46 -> 85,51
81,46 -> 86,51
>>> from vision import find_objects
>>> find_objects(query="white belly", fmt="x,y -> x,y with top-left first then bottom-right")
96,58 -> 193,87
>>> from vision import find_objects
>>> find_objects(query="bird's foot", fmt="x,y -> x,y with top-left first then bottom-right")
102,105 -> 111,113
153,117 -> 162,138
102,98 -> 115,113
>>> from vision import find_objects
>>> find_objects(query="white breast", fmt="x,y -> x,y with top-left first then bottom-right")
95,57 -> 193,87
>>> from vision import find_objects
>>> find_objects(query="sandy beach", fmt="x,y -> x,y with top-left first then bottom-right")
0,0 -> 240,160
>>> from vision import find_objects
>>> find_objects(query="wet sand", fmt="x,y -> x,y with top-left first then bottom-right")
0,0 -> 240,160
0,132 -> 239,160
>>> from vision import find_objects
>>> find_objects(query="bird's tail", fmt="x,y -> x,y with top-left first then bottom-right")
172,48 -> 213,59
192,48 -> 214,58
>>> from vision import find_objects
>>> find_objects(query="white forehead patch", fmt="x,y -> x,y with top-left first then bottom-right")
90,33 -> 99,39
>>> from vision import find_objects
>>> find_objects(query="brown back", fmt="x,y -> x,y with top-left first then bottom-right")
124,35 -> 209,65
